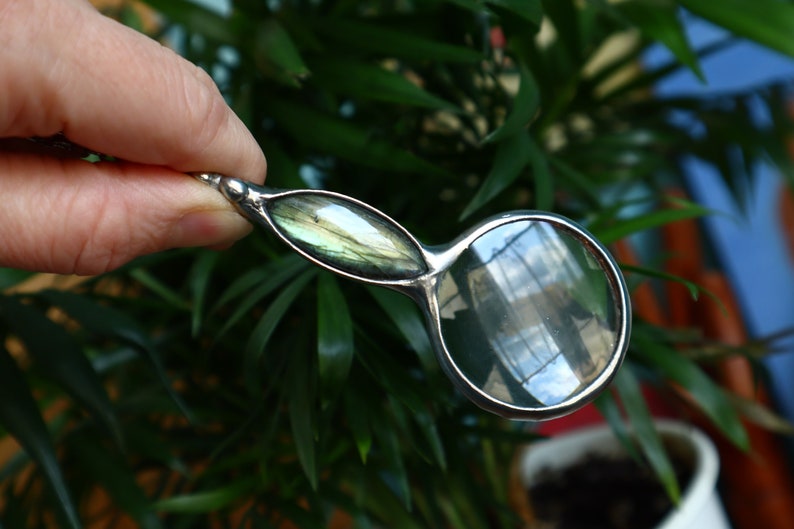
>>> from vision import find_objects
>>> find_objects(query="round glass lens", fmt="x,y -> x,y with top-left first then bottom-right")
436,219 -> 623,411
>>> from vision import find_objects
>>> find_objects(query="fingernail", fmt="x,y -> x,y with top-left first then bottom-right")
169,209 -> 252,249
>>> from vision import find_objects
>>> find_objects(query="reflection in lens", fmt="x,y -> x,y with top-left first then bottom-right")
437,219 -> 619,409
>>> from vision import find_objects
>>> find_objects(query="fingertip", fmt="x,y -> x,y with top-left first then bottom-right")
168,209 -> 253,250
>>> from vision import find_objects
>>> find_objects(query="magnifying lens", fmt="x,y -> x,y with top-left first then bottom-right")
194,173 -> 631,421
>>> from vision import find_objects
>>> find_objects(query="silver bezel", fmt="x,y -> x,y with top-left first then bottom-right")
195,173 -> 632,421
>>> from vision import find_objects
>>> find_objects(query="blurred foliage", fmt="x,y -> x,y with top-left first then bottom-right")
1,0 -> 794,527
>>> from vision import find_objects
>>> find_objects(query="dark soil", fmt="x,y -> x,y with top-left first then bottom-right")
527,450 -> 693,529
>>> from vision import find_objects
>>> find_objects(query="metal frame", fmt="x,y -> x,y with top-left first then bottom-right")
194,173 -> 632,421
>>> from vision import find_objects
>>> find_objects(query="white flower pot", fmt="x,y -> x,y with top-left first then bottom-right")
513,420 -> 731,529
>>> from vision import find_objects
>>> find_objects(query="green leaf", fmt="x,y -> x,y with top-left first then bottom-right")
355,341 -> 428,413
680,0 -> 794,59
727,393 -> 794,435
124,424 -> 189,475
0,268 -> 33,290
140,0 -> 240,43
615,0 -> 705,82
309,58 -> 458,110
254,19 -> 310,86
526,135 -> 554,211
367,287 -> 435,373
375,408 -> 411,509
188,250 -> 220,338
244,269 -> 317,392
213,254 -> 308,338
599,37 -> 736,101
487,0 -> 544,26
621,264 -> 726,309
129,268 -> 190,310
345,392 -> 373,463
39,290 -> 195,423
342,467 -> 423,529
460,131 -> 531,220
541,0 -> 583,63
614,368 -> 681,502
314,18 -> 483,62
483,65 -> 539,143
548,156 -> 603,207
412,409 -> 447,471
633,338 -> 749,449
590,197 -> 713,244
0,296 -> 123,448
268,99 -> 445,176
153,478 -> 258,513
68,431 -> 162,529
317,274 -> 354,404
0,345 -> 81,529
289,335 -> 319,489
594,390 -> 641,461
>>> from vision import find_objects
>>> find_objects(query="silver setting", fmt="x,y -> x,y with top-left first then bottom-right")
193,172 -> 631,421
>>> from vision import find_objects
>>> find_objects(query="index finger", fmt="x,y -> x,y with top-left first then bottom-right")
0,0 -> 266,183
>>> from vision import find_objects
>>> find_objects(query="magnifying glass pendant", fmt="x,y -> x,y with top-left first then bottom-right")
194,173 -> 631,421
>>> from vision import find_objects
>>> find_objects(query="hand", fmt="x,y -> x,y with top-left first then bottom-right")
0,0 -> 267,275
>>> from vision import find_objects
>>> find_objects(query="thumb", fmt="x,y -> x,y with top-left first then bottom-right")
0,154 -> 251,275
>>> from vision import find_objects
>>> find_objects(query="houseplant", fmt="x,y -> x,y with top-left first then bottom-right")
1,0 -> 793,527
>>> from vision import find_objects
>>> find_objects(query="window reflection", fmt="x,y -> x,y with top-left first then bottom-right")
438,220 -> 617,407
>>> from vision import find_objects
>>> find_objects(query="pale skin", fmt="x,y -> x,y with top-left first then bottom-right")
0,0 -> 267,275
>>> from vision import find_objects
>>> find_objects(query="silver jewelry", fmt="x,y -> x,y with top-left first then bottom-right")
194,173 -> 631,421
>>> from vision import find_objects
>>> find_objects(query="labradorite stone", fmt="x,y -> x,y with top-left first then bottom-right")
436,220 -> 619,408
267,193 -> 427,280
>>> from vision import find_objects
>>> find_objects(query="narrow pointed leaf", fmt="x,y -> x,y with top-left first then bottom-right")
680,0 -> 794,59
526,135 -> 554,211
355,342 -> 428,413
591,199 -> 713,244
633,338 -> 749,449
125,425 -> 189,475
614,368 -> 681,502
0,268 -> 33,290
460,131 -> 531,220
317,274 -> 354,403
310,58 -> 458,110
153,478 -> 258,513
0,296 -> 123,448
39,290 -> 194,422
315,18 -> 483,62
345,392 -> 373,463
484,65 -> 539,143
375,413 -> 411,509
244,269 -> 316,392
289,336 -> 318,489
487,0 -> 543,26
622,264 -> 726,311
69,431 -> 162,529
268,99 -> 445,176
616,0 -> 705,81
343,468 -> 422,529
129,268 -> 190,310
367,287 -> 435,373
254,19 -> 309,86
0,345 -> 81,529
140,0 -> 240,43
412,409 -> 447,471
188,250 -> 220,337
594,390 -> 641,462
549,156 -> 602,206
213,254 -> 308,338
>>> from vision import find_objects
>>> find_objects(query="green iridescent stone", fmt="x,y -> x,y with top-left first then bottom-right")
267,193 -> 427,280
